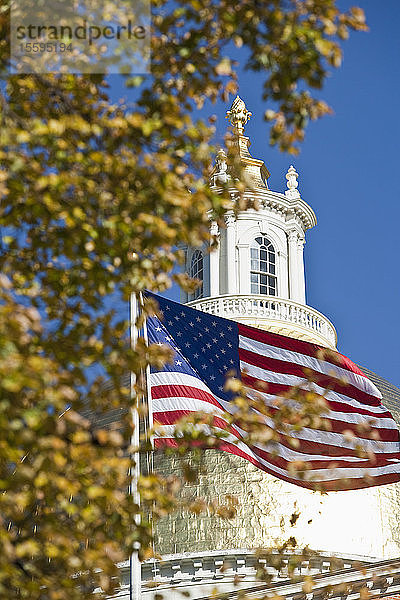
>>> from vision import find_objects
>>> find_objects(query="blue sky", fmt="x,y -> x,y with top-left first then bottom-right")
112,0 -> 400,386
210,0 -> 400,386
258,0 -> 400,386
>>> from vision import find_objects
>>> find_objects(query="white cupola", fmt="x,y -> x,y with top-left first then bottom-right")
182,96 -> 336,349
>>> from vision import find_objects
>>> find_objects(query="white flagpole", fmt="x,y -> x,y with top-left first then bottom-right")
130,292 -> 141,600
142,309 -> 154,443
139,294 -> 157,573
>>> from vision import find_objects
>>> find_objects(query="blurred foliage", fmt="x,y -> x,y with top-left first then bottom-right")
0,0 -> 367,597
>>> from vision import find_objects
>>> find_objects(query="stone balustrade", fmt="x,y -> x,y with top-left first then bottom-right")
114,549 -> 378,599
187,294 -> 337,349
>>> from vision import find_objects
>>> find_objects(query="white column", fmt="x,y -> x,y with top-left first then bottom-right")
203,250 -> 210,298
225,212 -> 236,294
237,244 -> 250,294
297,236 -> 306,305
278,250 -> 289,299
180,248 -> 189,303
209,221 -> 220,297
288,230 -> 300,302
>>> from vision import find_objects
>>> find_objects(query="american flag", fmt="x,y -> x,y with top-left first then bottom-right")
145,292 -> 400,491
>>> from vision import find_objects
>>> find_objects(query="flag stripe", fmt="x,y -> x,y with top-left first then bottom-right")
240,368 -> 392,416
238,323 -> 374,381
151,375 -> 400,455
239,335 -> 382,399
153,406 -> 399,469
151,383 -> 225,411
240,348 -> 382,408
155,426 -> 400,491
244,387 -> 397,429
242,374 -> 391,418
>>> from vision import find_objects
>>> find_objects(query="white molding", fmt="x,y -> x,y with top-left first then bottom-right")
211,188 -> 317,231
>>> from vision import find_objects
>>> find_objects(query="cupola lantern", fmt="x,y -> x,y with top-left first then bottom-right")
182,98 -> 336,349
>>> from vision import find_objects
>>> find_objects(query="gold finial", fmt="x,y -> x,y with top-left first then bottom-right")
226,95 -> 252,134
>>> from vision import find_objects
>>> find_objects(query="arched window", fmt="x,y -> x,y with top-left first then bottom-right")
190,250 -> 203,300
250,236 -> 277,296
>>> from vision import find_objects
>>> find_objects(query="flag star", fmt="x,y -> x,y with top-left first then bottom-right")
193,353 -> 199,359
227,325 -> 232,331
206,343 -> 211,349
210,358 -> 214,363
174,315 -> 180,321
194,337 -> 198,342
165,336 -> 171,341
210,375 -> 215,380
227,342 -> 232,348
215,354 -> 219,359
223,365 -> 228,370
176,360 -> 182,366
176,331 -> 182,337
212,321 -> 217,327
168,320 -> 173,326
212,338 -> 217,343
198,332 -> 203,338
157,342 -> 163,346
205,327 -> 210,332
181,311 -> 185,316
218,386 -> 223,391
229,359 -> 234,364
196,316 -> 201,322
185,342 -> 191,348
202,364 -> 207,369
156,326 -> 162,332
189,321 -> 194,327
201,347 -> 206,353
220,332 -> 225,338
221,349 -> 226,354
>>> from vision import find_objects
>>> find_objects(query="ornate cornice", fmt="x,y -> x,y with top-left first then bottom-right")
237,189 -> 317,231
210,221 -> 219,236
224,212 -> 236,227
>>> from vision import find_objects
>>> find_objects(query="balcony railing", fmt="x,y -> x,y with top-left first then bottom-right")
187,294 -> 337,348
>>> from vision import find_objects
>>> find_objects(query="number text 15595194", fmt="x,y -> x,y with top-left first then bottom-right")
20,42 -> 73,53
